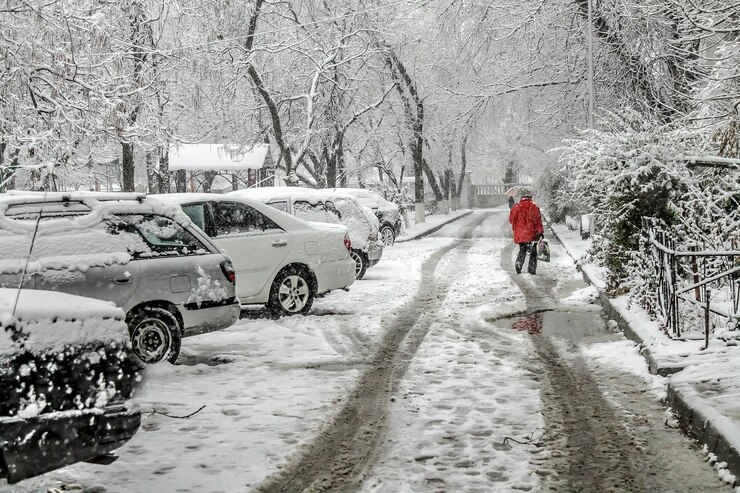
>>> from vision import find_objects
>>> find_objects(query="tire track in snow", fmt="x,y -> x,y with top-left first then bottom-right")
252,213 -> 491,493
501,240 -> 646,491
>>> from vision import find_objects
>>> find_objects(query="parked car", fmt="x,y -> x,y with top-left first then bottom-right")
152,193 -> 356,316
0,192 -> 241,364
229,187 -> 383,279
333,188 -> 403,246
0,288 -> 140,483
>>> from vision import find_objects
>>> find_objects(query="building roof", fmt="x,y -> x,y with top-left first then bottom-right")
168,144 -> 272,172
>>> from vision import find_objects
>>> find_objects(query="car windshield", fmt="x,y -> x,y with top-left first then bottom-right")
110,214 -> 209,256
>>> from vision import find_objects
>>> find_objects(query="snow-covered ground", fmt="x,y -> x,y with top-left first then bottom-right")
363,236 -> 543,491
6,211 -> 733,492
8,238 -> 452,493
397,209 -> 472,242
551,221 -> 740,489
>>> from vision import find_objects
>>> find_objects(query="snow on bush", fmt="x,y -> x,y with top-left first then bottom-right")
554,111 -> 740,336
557,115 -> 708,290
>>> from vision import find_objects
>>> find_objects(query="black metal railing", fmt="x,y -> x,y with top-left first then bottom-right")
641,218 -> 740,348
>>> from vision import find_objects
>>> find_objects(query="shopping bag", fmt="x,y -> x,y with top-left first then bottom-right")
537,239 -> 550,262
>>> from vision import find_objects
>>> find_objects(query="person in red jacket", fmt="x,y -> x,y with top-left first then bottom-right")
508,188 -> 544,274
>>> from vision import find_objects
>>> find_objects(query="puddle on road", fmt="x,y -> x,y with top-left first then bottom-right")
495,308 -> 618,344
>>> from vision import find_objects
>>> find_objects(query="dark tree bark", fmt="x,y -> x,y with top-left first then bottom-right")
457,134 -> 469,198
122,142 -> 135,192
386,49 -> 425,207
159,148 -> 170,193
146,151 -> 158,193
176,169 -> 186,192
202,170 -> 218,192
422,158 -> 443,202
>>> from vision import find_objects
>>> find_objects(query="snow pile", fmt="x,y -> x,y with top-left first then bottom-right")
187,266 -> 228,306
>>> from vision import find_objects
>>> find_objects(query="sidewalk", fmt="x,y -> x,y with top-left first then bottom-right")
395,209 -> 473,243
550,223 -> 740,487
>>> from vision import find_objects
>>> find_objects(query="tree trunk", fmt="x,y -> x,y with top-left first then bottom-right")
202,170 -> 218,192
422,158 -> 443,202
176,169 -> 187,192
159,148 -> 170,193
122,142 -> 135,192
146,151 -> 158,193
457,134 -> 469,198
337,139 -> 347,187
326,149 -> 337,188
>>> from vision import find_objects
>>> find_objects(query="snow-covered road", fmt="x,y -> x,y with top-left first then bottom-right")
9,208 -> 732,493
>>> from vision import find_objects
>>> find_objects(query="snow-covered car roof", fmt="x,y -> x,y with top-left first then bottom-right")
0,192 -> 192,229
228,186 -> 357,204
0,288 -> 127,354
332,188 -> 400,214
227,188 -> 378,247
150,192 -> 343,233
0,192 -> 218,275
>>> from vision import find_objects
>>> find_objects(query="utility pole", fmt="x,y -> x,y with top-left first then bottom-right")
587,0 -> 594,128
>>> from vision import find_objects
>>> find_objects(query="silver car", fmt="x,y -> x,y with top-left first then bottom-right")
0,192 -> 241,364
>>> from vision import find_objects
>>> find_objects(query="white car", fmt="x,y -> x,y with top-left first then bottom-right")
153,193 -> 356,316
333,188 -> 403,246
228,187 -> 383,279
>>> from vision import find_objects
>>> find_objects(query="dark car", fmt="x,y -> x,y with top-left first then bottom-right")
0,288 -> 140,483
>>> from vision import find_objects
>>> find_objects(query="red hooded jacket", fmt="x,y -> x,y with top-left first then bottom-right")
509,197 -> 544,244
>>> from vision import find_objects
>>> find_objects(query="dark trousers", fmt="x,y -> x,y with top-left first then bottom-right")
515,242 -> 537,274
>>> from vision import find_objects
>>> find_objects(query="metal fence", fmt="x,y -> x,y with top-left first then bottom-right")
641,218 -> 740,348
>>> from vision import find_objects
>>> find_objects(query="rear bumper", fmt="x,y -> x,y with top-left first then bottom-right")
180,298 -> 241,337
0,406 -> 140,483
367,245 -> 383,267
314,258 -> 355,294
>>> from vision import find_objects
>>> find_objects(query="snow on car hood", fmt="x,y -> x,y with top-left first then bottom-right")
0,288 -> 127,354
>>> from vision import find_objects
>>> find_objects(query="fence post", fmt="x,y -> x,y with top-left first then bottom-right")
703,288 -> 712,350
691,245 -> 701,302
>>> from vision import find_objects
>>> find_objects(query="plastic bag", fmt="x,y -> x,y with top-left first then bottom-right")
537,238 -> 550,262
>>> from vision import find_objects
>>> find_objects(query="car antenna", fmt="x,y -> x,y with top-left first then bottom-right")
12,188 -> 49,319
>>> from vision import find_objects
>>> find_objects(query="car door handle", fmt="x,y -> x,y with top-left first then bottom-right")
112,274 -> 132,284
272,239 -> 288,247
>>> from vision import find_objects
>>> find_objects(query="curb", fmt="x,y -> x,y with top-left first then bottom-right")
547,224 -> 674,376
549,223 -> 740,486
396,210 -> 474,243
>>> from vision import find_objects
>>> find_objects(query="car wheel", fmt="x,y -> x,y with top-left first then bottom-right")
269,266 -> 315,317
350,249 -> 368,280
127,307 -> 182,365
380,225 -> 395,246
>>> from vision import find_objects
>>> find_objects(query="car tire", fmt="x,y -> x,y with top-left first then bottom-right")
268,266 -> 315,317
350,249 -> 368,280
380,225 -> 396,246
127,307 -> 182,365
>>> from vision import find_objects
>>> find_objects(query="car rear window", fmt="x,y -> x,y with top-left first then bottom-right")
293,200 -> 342,225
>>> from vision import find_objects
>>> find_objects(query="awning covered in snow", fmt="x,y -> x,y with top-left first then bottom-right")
168,144 -> 272,172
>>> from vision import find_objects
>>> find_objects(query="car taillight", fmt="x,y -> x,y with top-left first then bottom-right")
343,233 -> 352,252
220,260 -> 236,284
